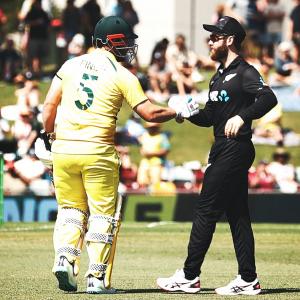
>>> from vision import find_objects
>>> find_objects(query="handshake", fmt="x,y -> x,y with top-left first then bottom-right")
168,96 -> 199,123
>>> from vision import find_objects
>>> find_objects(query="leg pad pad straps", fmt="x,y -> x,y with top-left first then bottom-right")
85,214 -> 117,244
54,207 -> 88,261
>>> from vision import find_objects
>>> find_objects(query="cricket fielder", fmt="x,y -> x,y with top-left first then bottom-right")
41,16 -> 199,294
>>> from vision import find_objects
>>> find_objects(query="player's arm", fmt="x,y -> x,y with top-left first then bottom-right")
42,75 -> 62,133
134,99 -> 176,123
187,99 -> 215,127
225,67 -> 277,138
238,67 -> 278,123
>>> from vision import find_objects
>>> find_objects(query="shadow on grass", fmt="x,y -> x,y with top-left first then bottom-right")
117,288 -> 216,294
262,288 -> 300,295
67,287 -> 300,295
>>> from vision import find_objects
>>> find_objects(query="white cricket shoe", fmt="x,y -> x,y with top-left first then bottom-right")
86,275 -> 116,294
157,269 -> 200,293
53,256 -> 77,292
215,275 -> 261,296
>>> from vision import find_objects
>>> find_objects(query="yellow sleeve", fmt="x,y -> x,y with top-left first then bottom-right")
118,68 -> 147,108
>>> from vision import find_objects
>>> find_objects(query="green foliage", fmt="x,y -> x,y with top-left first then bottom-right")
0,222 -> 299,299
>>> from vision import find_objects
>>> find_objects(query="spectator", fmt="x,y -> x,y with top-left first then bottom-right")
211,4 -> 226,25
14,72 -> 40,112
0,109 -> 17,154
224,0 -> 249,24
120,1 -> 139,31
166,34 -> 203,95
148,51 -> 172,102
137,122 -> 170,187
119,112 -> 146,145
263,0 -> 285,58
253,103 -> 284,145
272,41 -> 299,85
0,7 -> 7,45
62,0 -> 81,43
0,38 -> 22,82
246,0 -> 267,51
150,38 -> 169,65
248,160 -> 276,190
267,147 -> 298,193
288,0 -> 300,64
116,145 -> 138,189
109,0 -> 125,17
24,0 -> 51,77
67,33 -> 85,59
11,107 -> 41,157
4,152 -> 52,196
81,0 -> 103,48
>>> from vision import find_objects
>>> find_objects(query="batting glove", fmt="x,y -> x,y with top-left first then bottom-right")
169,97 -> 199,119
34,137 -> 53,169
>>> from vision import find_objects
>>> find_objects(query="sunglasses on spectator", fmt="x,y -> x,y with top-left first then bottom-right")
209,34 -> 229,42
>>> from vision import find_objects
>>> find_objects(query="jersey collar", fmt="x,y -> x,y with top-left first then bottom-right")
92,48 -> 118,62
218,56 -> 243,74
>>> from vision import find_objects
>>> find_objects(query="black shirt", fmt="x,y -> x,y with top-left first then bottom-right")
189,56 -> 277,140
25,7 -> 50,40
290,5 -> 300,33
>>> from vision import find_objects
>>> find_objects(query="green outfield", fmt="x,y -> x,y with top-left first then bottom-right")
0,222 -> 299,300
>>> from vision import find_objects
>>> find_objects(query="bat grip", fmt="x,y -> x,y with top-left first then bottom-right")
40,130 -> 52,151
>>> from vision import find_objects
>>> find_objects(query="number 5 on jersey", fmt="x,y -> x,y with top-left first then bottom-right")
75,73 -> 98,110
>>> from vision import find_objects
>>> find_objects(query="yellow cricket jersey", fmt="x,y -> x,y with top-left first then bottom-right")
51,49 -> 147,154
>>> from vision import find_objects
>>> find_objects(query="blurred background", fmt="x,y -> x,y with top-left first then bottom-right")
0,0 -> 300,201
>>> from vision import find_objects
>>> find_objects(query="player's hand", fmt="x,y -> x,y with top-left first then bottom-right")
34,137 -> 53,169
224,115 -> 244,138
168,97 -> 199,120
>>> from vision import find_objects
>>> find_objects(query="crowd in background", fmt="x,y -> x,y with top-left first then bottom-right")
0,0 -> 300,196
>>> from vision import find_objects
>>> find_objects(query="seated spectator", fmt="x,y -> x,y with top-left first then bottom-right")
147,51 -> 172,102
266,147 -> 298,193
166,33 -> 203,95
0,109 -> 17,154
137,122 -> 170,187
119,112 -> 146,145
67,33 -> 85,59
11,106 -> 41,157
116,145 -> 138,189
248,160 -> 276,190
271,41 -> 299,86
4,152 -> 52,196
0,38 -> 22,82
15,72 -> 40,112
150,38 -> 169,65
253,103 -> 284,145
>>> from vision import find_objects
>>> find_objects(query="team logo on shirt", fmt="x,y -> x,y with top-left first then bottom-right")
223,73 -> 237,83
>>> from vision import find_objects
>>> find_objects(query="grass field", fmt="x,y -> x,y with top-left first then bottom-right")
0,222 -> 299,300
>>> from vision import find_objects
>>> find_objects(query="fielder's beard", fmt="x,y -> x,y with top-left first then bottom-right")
210,44 -> 228,62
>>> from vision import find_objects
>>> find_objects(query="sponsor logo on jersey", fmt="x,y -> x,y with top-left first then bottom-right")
210,90 -> 230,102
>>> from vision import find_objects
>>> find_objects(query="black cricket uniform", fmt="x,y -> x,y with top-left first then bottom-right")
183,56 -> 277,282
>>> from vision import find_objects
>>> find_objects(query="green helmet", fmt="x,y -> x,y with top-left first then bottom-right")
93,16 -> 138,62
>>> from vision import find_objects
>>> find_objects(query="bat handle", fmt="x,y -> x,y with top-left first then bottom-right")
40,130 -> 52,151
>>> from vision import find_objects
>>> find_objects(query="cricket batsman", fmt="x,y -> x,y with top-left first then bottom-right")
38,16 -> 199,294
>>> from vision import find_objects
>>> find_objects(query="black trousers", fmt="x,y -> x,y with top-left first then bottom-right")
184,138 -> 256,282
